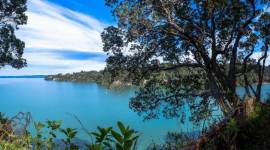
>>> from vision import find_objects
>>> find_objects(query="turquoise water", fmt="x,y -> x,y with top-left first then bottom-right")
0,78 -> 269,149
0,78 -> 188,149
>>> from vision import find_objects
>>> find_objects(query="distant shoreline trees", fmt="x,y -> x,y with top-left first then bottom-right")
45,65 -> 270,88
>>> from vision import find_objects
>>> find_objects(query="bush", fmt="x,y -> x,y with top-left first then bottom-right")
202,101 -> 270,150
0,114 -> 139,150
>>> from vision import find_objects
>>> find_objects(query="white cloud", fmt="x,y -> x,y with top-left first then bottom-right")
0,0 -> 109,75
1,52 -> 106,76
18,0 -> 107,52
251,51 -> 270,65
24,52 -> 105,70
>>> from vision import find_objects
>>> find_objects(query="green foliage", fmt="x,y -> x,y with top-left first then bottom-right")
0,113 -> 8,124
111,121 -> 139,150
147,132 -> 196,150
102,0 -> 270,126
226,118 -> 239,134
0,0 -> 28,69
89,126 -> 113,149
45,70 -> 133,90
1,117 -> 139,150
203,102 -> 270,150
47,120 -> 62,131
34,120 -> 79,150
88,121 -> 139,150
60,128 -> 78,150
45,120 -> 62,149
33,122 -> 45,149
0,131 -> 32,150
0,113 -> 13,145
0,112 -> 32,150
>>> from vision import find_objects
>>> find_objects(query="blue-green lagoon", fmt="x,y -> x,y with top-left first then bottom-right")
0,78 -> 270,149
0,78 -> 186,149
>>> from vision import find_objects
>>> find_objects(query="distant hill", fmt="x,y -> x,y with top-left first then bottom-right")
0,75 -> 46,78
45,66 -> 270,89
45,71 -> 132,89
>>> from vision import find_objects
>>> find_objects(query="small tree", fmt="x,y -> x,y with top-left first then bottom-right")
0,0 -> 28,69
102,0 -> 270,147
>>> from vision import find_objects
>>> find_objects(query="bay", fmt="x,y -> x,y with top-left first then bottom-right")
0,78 -> 269,149
0,78 -> 186,149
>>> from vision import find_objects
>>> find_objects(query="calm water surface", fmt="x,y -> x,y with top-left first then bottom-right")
0,78 -> 269,149
0,78 -> 188,149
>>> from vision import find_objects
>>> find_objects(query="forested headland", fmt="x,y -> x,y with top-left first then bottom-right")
45,65 -> 270,89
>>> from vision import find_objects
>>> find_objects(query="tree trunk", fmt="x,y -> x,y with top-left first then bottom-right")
243,96 -> 256,119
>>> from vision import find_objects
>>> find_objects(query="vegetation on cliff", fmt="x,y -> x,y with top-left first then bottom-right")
45,70 -> 133,89
45,65 -> 270,90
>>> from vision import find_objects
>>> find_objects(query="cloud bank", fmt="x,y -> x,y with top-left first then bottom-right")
1,0 -> 108,75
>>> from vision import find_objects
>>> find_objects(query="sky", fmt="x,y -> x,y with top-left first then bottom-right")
0,1 -> 269,76
0,0 -> 114,75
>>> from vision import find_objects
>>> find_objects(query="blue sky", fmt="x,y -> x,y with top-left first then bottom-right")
1,0 -> 269,76
0,0 -> 114,75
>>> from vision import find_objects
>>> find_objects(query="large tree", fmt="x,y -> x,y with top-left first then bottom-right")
102,0 -> 270,145
0,0 -> 27,69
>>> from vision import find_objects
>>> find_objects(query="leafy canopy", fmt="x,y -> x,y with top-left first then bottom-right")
102,0 -> 270,122
0,0 -> 27,69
